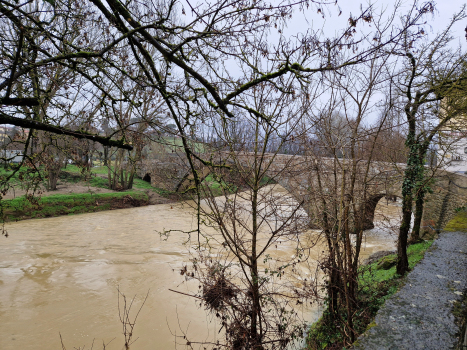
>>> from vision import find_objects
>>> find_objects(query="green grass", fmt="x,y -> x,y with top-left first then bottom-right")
306,240 -> 433,350
199,174 -> 275,197
201,174 -> 237,196
133,177 -> 158,190
88,176 -> 109,188
0,191 -> 148,222
360,240 -> 433,288
61,164 -> 83,174
86,165 -> 110,175
0,166 -> 46,188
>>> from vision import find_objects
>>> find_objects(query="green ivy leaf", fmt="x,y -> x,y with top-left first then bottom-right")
43,0 -> 55,6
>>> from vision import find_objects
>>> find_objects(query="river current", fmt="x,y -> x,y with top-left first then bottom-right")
0,186 -> 399,349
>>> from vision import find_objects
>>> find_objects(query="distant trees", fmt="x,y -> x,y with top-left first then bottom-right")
361,118 -> 408,164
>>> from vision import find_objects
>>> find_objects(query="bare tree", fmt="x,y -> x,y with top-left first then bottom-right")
391,6 -> 467,274
177,79 -> 318,349
0,0 -> 134,148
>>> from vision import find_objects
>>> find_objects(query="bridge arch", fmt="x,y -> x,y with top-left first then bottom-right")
142,173 -> 151,183
361,192 -> 402,230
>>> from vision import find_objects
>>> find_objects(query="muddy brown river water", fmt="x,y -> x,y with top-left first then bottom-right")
0,186 -> 400,350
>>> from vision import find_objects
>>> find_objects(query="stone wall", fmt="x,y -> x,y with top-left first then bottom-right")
422,171 -> 467,235
137,153 -> 191,191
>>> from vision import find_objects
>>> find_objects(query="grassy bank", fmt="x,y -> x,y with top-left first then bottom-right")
62,165 -> 172,195
0,164 -> 274,222
0,191 -> 149,222
305,240 -> 433,350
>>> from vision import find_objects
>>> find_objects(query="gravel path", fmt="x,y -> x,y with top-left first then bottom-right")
353,231 -> 467,350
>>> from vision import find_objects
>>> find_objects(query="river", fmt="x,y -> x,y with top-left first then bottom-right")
0,186 -> 399,349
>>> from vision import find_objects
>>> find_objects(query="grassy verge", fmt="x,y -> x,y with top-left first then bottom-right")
0,166 -> 47,188
201,174 -> 276,197
305,240 -> 433,350
0,191 -> 149,222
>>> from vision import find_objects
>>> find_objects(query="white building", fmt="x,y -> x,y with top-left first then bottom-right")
438,121 -> 467,174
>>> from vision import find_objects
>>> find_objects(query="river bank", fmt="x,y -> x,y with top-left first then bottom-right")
0,164 -> 266,223
0,191 -> 154,223
0,166 -> 175,223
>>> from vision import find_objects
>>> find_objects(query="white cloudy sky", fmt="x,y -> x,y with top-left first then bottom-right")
280,0 -> 466,46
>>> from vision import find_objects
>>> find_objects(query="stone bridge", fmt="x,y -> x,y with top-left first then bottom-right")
137,152 -> 467,234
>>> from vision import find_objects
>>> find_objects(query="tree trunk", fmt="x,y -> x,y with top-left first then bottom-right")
410,189 -> 425,243
398,94 -> 420,276
47,161 -> 62,190
397,193 -> 412,275
250,179 -> 263,349
127,169 -> 135,189
103,146 -> 109,166
411,145 -> 430,243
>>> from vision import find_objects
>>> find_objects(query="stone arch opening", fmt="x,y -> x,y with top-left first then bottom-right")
142,173 -> 151,183
362,193 -> 402,231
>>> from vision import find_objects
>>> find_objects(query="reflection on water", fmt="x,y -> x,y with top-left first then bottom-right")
0,186 -> 399,350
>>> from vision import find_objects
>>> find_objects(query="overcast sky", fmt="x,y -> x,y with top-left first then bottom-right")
282,0 -> 467,47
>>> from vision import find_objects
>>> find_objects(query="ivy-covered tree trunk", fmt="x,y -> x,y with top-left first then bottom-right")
411,142 -> 433,243
398,166 -> 414,274
397,94 -> 421,275
398,137 -> 426,274
411,189 -> 426,242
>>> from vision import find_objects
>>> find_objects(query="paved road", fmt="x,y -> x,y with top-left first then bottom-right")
353,231 -> 467,350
